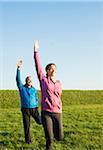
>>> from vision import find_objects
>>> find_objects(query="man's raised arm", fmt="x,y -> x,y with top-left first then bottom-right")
16,60 -> 23,89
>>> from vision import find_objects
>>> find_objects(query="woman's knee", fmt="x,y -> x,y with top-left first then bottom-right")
56,134 -> 64,141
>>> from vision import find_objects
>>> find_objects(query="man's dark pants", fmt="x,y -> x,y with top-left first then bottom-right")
21,107 -> 41,144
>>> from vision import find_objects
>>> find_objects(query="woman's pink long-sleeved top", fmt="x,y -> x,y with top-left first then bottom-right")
34,51 -> 62,113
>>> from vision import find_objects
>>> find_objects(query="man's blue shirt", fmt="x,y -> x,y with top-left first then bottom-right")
16,69 -> 38,108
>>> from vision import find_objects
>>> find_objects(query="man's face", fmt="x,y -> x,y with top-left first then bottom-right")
26,76 -> 32,87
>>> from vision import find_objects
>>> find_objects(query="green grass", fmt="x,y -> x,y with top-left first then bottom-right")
0,90 -> 103,149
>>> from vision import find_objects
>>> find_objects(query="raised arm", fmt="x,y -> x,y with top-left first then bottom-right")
34,40 -> 44,81
16,60 -> 23,89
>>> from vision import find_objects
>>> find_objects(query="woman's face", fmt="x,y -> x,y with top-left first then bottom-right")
47,65 -> 56,78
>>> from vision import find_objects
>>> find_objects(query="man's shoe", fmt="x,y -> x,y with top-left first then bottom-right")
26,140 -> 32,144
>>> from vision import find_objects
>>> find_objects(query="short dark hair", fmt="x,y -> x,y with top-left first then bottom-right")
25,76 -> 30,83
45,63 -> 56,72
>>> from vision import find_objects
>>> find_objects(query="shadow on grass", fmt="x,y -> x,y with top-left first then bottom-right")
0,131 -> 45,150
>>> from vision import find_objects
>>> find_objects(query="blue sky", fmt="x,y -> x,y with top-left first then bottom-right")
0,1 -> 103,90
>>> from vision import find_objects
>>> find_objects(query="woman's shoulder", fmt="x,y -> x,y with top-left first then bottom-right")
56,80 -> 61,83
56,80 -> 61,85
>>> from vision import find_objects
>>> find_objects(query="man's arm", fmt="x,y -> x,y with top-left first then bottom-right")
16,60 -> 23,89
34,40 -> 44,81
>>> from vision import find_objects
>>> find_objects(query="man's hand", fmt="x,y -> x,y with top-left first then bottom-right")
17,60 -> 23,69
34,40 -> 40,52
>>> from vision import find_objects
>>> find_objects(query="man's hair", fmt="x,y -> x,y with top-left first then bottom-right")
25,76 -> 31,83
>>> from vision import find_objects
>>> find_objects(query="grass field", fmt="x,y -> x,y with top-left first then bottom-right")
0,90 -> 103,150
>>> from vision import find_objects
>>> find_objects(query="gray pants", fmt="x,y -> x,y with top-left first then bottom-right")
41,111 -> 64,150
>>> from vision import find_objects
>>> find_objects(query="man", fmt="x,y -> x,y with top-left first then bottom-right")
16,60 -> 41,144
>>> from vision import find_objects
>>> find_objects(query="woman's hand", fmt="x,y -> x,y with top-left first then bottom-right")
34,40 -> 40,52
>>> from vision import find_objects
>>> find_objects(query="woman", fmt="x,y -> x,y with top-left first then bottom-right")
34,40 -> 64,150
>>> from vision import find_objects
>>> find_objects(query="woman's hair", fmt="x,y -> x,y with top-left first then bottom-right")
45,63 -> 56,72
45,63 -> 56,77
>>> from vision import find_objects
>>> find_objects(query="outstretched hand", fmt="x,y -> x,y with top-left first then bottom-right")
17,60 -> 23,69
34,40 -> 40,52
